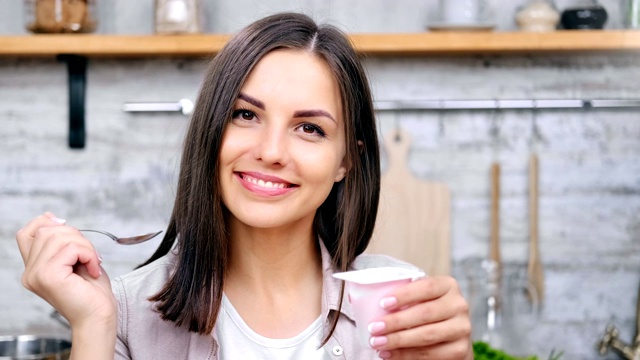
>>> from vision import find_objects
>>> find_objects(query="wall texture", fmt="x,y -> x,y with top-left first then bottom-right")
1,1 -> 639,359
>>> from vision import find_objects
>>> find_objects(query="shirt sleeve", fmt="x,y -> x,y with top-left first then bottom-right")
112,277 -> 132,360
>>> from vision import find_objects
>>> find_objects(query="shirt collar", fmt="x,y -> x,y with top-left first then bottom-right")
319,240 -> 355,322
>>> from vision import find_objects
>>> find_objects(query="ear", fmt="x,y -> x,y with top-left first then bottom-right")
334,140 -> 363,182
335,161 -> 348,182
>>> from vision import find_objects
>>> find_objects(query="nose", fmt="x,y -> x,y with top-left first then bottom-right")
254,124 -> 289,166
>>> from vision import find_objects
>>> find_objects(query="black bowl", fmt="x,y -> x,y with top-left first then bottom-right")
561,6 -> 608,29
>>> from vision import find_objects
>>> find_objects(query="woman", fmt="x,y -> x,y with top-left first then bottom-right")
17,13 -> 472,359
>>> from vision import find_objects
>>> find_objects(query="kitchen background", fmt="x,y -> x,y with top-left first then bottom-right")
1,0 -> 639,358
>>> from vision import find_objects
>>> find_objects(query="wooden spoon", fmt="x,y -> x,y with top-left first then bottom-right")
490,162 -> 501,267
528,154 -> 545,302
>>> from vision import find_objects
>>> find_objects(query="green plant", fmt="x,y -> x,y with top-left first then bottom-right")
473,341 -> 536,360
472,341 -> 563,360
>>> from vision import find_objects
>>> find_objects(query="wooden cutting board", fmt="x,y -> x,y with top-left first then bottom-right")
367,129 -> 451,276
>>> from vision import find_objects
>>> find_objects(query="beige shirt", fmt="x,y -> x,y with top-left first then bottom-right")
112,241 -> 417,360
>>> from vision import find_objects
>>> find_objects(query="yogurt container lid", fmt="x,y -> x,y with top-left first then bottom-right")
332,267 -> 425,285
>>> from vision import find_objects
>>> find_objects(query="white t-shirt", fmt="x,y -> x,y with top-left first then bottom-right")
215,294 -> 331,360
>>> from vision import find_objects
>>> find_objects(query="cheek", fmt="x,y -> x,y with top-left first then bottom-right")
297,146 -> 345,185
219,128 -> 249,164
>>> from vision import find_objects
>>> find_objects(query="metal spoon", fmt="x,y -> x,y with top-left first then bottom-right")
79,229 -> 163,245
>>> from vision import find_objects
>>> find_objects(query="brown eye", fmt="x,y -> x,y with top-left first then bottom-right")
299,123 -> 326,137
232,109 -> 256,121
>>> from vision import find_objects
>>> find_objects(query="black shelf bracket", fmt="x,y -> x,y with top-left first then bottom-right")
57,54 -> 87,149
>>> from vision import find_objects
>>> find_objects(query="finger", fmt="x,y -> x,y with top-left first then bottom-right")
58,242 -> 102,279
16,213 -> 66,263
370,315 -> 471,351
381,276 -> 455,311
375,293 -> 464,335
21,225 -> 100,295
27,226 -> 97,271
33,226 -> 100,274
378,339 -> 472,360
23,242 -> 102,294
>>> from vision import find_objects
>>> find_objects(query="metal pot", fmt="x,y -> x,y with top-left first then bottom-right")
0,335 -> 71,360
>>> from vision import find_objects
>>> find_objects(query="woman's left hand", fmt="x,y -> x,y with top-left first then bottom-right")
368,275 -> 473,360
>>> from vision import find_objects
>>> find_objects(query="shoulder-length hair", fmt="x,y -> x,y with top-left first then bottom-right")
139,12 -> 380,342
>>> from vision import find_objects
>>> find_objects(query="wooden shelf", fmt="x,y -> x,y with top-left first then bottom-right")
2,30 -> 640,57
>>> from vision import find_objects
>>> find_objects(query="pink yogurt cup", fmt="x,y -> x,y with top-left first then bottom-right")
333,267 -> 425,348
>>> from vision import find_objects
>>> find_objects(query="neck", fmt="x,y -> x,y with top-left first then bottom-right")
225,216 -> 322,293
223,216 -> 324,338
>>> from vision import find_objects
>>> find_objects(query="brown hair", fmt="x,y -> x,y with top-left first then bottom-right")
139,12 -> 380,342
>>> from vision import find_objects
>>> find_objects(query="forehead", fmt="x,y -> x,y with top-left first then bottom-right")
240,49 -> 343,117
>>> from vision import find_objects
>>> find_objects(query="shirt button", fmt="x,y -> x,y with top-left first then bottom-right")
332,345 -> 343,356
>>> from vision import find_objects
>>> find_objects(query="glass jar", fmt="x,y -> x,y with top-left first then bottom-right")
25,0 -> 97,33
624,0 -> 640,28
155,0 -> 201,34
463,259 -> 540,357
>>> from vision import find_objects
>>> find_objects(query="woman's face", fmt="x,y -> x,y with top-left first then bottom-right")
219,49 -> 347,231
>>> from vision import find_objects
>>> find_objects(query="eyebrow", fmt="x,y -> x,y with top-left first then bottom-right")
238,92 -> 265,110
293,109 -> 336,124
237,92 -> 337,124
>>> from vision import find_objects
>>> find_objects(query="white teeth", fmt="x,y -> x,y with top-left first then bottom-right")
243,175 -> 288,189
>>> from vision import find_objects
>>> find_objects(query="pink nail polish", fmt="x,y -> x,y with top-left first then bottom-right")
369,336 -> 388,348
379,296 -> 397,309
368,321 -> 386,334
49,216 -> 66,224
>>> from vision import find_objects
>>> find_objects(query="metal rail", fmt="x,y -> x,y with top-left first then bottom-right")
374,99 -> 640,111
122,99 -> 640,115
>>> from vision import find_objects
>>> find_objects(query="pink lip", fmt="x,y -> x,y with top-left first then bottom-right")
235,171 -> 298,196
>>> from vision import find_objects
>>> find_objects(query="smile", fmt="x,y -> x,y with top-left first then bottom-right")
242,174 -> 288,189
236,172 -> 298,194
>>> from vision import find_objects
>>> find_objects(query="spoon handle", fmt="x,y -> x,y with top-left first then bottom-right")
78,229 -> 118,241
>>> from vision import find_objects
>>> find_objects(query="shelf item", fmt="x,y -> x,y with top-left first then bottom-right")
516,0 -> 561,32
24,0 -> 98,34
433,0 -> 494,29
154,0 -> 201,34
561,0 -> 608,30
2,31 -> 640,57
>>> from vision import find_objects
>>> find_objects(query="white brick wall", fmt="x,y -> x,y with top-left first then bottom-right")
1,1 -> 638,358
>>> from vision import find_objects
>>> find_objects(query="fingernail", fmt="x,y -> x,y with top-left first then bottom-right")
48,216 -> 66,225
378,350 -> 392,359
369,336 -> 388,348
97,253 -> 103,263
368,321 -> 386,334
380,296 -> 397,309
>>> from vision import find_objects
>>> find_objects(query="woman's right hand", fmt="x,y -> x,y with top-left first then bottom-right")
16,212 -> 116,331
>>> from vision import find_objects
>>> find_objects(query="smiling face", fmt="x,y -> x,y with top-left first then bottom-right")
219,49 -> 347,232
